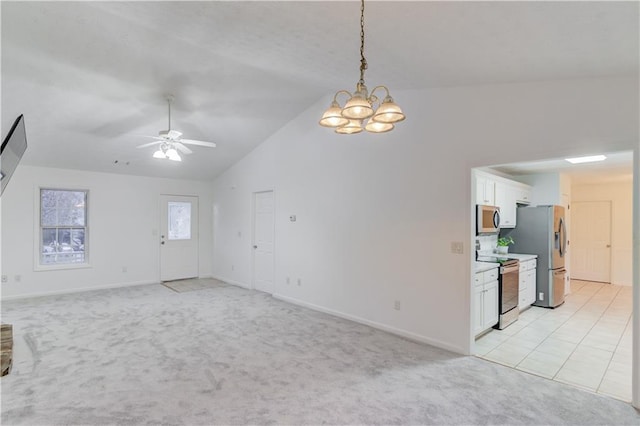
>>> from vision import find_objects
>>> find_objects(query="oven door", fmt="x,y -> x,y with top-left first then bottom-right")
500,264 -> 519,314
477,205 -> 500,234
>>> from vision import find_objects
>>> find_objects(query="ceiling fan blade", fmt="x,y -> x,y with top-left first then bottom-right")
167,130 -> 182,139
136,141 -> 163,149
181,139 -> 217,148
137,135 -> 165,140
174,142 -> 193,155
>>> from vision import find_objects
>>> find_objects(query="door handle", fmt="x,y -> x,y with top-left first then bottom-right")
253,245 -> 258,249
606,244 -> 611,248
161,241 -> 165,245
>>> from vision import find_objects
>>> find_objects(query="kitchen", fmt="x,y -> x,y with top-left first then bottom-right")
471,151 -> 634,402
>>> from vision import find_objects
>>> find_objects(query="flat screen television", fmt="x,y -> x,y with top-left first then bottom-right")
1,114 -> 27,195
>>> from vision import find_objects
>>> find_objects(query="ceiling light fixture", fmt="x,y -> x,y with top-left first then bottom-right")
319,0 -> 405,134
152,142 -> 182,162
565,155 -> 607,164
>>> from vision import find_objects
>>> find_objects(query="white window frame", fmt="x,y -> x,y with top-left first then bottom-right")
34,186 -> 91,271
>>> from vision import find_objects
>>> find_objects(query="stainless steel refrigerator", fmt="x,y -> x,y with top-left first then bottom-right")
505,205 -> 567,308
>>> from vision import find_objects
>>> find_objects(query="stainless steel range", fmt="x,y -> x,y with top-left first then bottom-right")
477,256 -> 520,329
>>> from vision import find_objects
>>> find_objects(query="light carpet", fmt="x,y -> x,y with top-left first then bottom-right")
1,283 -> 638,425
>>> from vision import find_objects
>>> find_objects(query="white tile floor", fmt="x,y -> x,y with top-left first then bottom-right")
475,280 -> 633,402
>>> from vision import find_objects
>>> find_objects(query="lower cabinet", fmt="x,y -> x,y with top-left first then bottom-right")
519,259 -> 537,311
474,270 -> 499,336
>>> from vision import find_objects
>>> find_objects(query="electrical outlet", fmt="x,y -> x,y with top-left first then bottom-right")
286,276 -> 290,284
231,265 -> 235,271
121,266 -> 127,273
1,275 -> 7,283
297,278 -> 301,286
14,275 -> 21,283
539,292 -> 544,301
451,242 -> 464,254
394,300 -> 401,310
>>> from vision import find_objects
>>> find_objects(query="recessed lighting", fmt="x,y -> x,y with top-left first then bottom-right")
565,155 -> 607,164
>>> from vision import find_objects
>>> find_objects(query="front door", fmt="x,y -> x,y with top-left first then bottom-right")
252,191 -> 274,293
160,195 -> 199,282
571,201 -> 611,283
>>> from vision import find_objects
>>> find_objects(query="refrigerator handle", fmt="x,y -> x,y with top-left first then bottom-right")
559,217 -> 567,257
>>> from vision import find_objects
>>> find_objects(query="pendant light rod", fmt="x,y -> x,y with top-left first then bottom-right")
358,0 -> 367,86
166,95 -> 174,131
319,0 -> 405,134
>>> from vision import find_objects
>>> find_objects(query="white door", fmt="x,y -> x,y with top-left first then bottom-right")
571,201 -> 611,283
252,191 -> 275,293
160,195 -> 199,282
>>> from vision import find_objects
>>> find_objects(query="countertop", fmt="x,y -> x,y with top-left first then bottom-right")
505,253 -> 538,261
474,261 -> 500,273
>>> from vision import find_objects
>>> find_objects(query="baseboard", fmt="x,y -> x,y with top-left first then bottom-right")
212,275 -> 251,289
0,280 -> 157,301
272,293 -> 466,355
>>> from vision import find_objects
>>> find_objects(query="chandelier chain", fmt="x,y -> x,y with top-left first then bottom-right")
359,0 -> 367,86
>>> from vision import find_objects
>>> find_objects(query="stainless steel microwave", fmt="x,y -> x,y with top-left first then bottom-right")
477,205 -> 501,234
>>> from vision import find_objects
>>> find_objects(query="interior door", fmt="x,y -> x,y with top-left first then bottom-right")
571,201 -> 611,283
160,195 -> 199,282
252,191 -> 274,293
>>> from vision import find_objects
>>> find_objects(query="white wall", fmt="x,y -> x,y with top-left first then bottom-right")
518,172 -> 562,206
211,77 -> 638,355
572,179 -> 634,286
1,165 -> 213,299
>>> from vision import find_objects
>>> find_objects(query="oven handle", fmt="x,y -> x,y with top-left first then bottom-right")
501,264 -> 519,274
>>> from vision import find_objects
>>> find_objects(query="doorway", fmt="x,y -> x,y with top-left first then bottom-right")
160,195 -> 199,282
470,150 -> 636,404
571,201 -> 612,283
252,190 -> 275,293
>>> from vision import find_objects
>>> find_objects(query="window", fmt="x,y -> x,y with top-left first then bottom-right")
40,189 -> 88,265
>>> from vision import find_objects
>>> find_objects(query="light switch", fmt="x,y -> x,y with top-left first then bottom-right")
290,215 -> 296,222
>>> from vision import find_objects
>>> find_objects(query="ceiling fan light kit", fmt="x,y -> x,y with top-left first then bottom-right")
138,96 -> 216,161
319,0 -> 405,134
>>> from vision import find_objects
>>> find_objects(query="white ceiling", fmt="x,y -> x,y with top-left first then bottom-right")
2,1 -> 638,181
488,150 -> 634,185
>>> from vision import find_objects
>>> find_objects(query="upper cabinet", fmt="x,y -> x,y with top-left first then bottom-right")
475,171 -> 532,229
476,175 -> 496,205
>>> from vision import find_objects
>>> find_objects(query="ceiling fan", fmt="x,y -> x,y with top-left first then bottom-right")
137,95 -> 216,162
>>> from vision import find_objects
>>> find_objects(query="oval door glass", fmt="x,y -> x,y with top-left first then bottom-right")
168,202 -> 191,240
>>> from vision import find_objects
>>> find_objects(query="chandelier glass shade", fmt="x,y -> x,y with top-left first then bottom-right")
153,142 -> 182,161
319,0 -> 404,134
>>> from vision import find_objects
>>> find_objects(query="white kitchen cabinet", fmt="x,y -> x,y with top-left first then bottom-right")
474,268 -> 499,336
483,281 -> 499,328
513,186 -> 532,205
476,172 -> 531,228
495,183 -> 516,228
476,176 -> 495,205
518,259 -> 537,311
473,286 -> 484,336
526,270 -> 536,306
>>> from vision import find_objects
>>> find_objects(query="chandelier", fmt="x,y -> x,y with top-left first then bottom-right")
319,0 -> 405,134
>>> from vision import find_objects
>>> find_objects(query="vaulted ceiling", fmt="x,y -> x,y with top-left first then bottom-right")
2,1 -> 638,180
